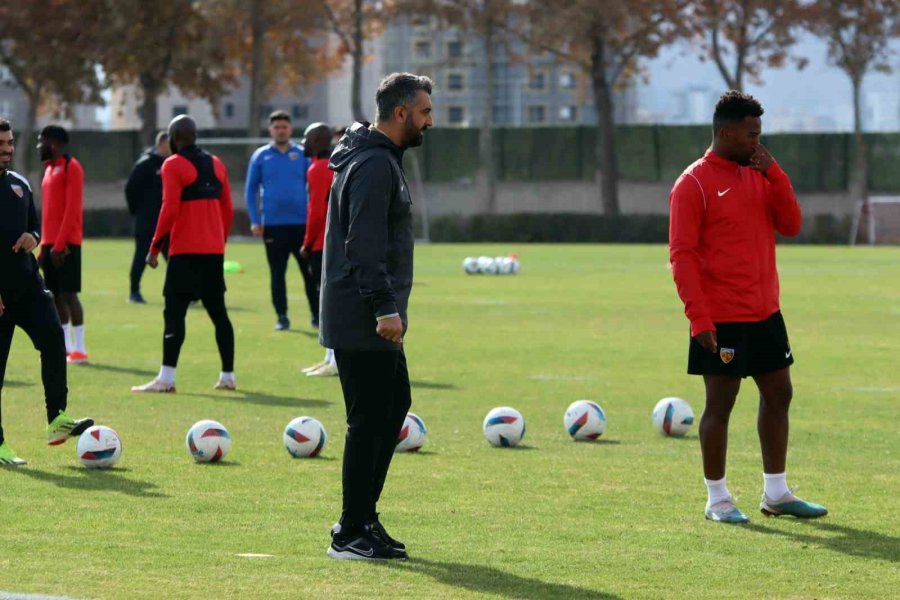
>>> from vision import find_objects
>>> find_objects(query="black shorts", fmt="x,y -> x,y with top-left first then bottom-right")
163,254 -> 226,300
40,244 -> 82,294
688,311 -> 794,378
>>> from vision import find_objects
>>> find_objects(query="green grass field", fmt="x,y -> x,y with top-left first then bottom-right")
0,240 -> 898,599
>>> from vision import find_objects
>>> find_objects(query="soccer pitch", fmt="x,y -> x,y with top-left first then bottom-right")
0,240 -> 897,599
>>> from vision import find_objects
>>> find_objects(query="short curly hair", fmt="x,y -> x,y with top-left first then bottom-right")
713,90 -> 764,132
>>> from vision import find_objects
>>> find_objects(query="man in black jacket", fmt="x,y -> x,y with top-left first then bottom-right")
321,73 -> 433,561
0,118 -> 93,465
125,131 -> 171,303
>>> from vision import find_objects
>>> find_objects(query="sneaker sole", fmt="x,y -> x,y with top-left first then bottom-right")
760,507 -> 828,519
0,459 -> 27,467
326,547 -> 388,561
48,418 -> 95,446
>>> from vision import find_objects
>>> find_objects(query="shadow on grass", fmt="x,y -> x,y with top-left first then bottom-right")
2,380 -> 34,388
286,329 -> 318,338
388,558 -> 621,599
14,466 -> 168,499
182,390 -> 331,409
78,363 -> 156,377
411,381 -> 458,390
746,521 -> 899,564
574,438 -> 622,445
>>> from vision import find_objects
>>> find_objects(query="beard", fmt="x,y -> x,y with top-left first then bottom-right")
0,153 -> 12,168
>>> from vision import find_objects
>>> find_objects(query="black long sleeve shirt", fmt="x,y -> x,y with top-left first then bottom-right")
0,169 -> 41,293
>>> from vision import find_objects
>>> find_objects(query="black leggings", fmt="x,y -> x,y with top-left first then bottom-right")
0,286 -> 68,444
162,293 -> 234,371
130,228 -> 167,294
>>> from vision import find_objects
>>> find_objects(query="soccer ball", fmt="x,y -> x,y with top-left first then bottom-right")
498,257 -> 520,275
77,426 -> 122,469
652,397 -> 695,437
283,416 -> 327,458
186,419 -> 231,463
478,256 -> 498,275
564,400 -> 607,440
483,406 -> 526,447
395,412 -> 427,453
463,257 -> 480,275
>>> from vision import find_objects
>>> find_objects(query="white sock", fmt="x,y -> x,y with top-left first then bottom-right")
158,365 -> 176,384
73,325 -> 86,353
220,371 -> 235,382
704,476 -> 731,506
324,348 -> 335,365
62,323 -> 74,354
763,472 -> 789,500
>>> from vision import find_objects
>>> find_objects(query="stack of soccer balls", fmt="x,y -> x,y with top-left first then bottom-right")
463,255 -> 520,275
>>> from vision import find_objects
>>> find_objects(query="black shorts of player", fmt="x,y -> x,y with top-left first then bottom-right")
688,311 -> 794,378
163,254 -> 226,300
40,244 -> 82,294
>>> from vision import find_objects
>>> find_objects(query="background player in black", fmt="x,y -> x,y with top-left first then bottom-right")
125,131 -> 171,303
0,118 -> 93,465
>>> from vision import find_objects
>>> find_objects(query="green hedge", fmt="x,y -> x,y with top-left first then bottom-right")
429,213 -> 852,244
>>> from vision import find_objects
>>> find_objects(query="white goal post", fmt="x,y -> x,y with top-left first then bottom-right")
849,196 -> 900,246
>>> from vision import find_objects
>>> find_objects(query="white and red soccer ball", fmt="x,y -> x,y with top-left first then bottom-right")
563,400 -> 607,441
395,412 -> 427,453
652,397 -> 695,437
186,420 -> 231,463
483,406 -> 526,447
77,425 -> 122,469
283,416 -> 327,458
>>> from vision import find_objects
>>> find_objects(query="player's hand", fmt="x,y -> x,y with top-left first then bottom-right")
146,252 -> 159,269
300,246 -> 310,261
0,292 -> 5,318
750,144 -> 775,174
376,315 -> 404,344
694,330 -> 718,353
50,247 -> 67,268
11,233 -> 37,253
251,224 -> 264,237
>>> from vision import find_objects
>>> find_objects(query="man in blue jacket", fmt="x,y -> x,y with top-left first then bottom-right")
245,110 -> 317,330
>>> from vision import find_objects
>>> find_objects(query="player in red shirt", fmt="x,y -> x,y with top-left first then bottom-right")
131,116 -> 236,393
299,123 -> 337,377
38,125 -> 88,364
669,91 -> 826,523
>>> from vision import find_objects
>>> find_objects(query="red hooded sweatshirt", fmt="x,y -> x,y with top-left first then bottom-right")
669,149 -> 802,337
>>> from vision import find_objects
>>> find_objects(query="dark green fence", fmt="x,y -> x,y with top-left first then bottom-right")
61,126 -> 900,193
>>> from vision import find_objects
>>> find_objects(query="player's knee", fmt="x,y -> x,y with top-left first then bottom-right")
763,384 -> 793,411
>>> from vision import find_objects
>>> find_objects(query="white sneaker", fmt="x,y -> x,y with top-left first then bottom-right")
213,378 -> 236,391
301,361 -> 328,374
307,362 -> 338,377
131,378 -> 176,393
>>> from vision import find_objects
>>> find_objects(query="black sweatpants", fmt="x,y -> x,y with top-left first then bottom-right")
0,286 -> 68,445
335,348 -> 412,528
130,227 -> 167,294
263,225 -> 317,321
162,293 -> 234,372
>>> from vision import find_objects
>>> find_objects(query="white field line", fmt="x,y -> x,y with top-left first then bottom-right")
0,592 -> 88,600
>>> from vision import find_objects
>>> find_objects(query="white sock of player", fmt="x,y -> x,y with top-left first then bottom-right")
158,365 -> 176,384
62,323 -> 74,354
220,371 -> 235,383
73,325 -> 86,354
763,472 -> 790,500
324,348 -> 335,365
704,476 -> 731,506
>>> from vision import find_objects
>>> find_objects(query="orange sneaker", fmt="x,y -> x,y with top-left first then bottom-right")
67,351 -> 89,364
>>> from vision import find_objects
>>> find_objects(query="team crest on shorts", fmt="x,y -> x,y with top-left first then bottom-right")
720,347 -> 735,364
10,184 -> 24,198
289,152 -> 300,160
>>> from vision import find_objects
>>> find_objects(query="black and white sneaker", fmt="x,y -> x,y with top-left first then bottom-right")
327,525 -> 407,561
369,514 -> 406,551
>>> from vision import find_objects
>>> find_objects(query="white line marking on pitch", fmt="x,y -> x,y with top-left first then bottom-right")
833,386 -> 900,393
0,592 -> 88,600
235,553 -> 275,558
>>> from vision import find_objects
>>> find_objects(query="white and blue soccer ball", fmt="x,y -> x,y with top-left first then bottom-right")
283,416 -> 327,458
652,397 -> 694,437
395,412 -> 427,453
77,425 -> 122,469
564,400 -> 607,441
186,419 -> 231,463
463,257 -> 480,275
483,406 -> 526,447
478,256 -> 499,275
498,257 -> 520,275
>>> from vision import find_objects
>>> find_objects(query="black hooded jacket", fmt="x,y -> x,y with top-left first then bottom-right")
319,122 -> 414,351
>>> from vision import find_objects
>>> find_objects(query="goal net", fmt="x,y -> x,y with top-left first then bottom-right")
849,196 -> 900,246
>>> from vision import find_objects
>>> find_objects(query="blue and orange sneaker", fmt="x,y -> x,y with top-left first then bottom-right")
705,497 -> 750,524
760,492 -> 828,518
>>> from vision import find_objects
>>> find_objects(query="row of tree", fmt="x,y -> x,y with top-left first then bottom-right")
1,1 -> 897,214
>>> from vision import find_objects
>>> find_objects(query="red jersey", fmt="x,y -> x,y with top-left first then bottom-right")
668,149 -> 802,336
40,156 -> 84,252
151,147 -> 233,257
303,157 -> 333,252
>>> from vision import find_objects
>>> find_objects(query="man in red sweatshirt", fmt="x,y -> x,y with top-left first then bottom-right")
669,91 -> 826,524
300,122 -> 336,377
38,125 -> 88,364
131,115 -> 235,393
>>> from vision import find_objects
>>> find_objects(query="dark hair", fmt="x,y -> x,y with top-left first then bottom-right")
375,73 -> 433,121
713,91 -> 764,131
40,124 -> 69,145
269,110 -> 291,124
155,131 -> 169,146
0,118 -> 10,132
